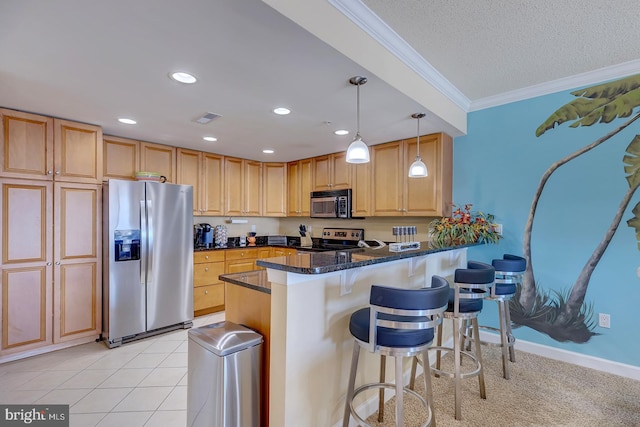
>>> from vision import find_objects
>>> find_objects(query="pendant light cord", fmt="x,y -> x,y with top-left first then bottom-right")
416,116 -> 420,156
356,82 -> 361,135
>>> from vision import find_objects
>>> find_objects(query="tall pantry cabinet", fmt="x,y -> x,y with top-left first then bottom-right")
0,108 -> 102,361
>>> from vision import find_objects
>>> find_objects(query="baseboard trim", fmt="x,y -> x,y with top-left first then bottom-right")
479,330 -> 640,381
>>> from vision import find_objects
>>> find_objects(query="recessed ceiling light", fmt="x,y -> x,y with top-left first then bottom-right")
118,118 -> 137,125
263,149 -> 275,154
203,136 -> 217,142
334,129 -> 349,136
273,107 -> 290,115
170,71 -> 197,84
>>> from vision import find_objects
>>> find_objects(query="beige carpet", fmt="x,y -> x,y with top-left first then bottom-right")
361,346 -> 640,427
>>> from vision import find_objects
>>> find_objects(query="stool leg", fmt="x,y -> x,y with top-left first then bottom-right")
505,301 -> 516,363
378,355 -> 386,422
453,317 -> 462,420
342,342 -> 360,427
471,318 -> 487,399
395,355 -> 404,427
422,348 -> 436,427
409,355 -> 418,390
498,300 -> 510,379
435,321 -> 443,376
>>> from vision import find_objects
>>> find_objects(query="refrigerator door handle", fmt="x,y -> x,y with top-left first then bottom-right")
140,200 -> 147,285
147,199 -> 154,284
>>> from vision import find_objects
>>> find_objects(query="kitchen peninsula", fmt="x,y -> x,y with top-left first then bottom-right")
220,242 -> 474,427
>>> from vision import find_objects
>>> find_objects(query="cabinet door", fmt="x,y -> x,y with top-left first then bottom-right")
312,155 -> 331,190
140,142 -> 175,183
0,180 -> 54,356
202,153 -> 224,216
372,141 -> 403,216
331,152 -> 351,189
53,183 -> 101,343
54,119 -> 103,183
0,109 -> 54,180
351,162 -> 371,217
263,162 -> 286,217
176,149 -> 201,215
244,160 -> 262,216
299,158 -> 312,216
224,157 -> 243,215
226,259 -> 257,274
287,161 -> 301,216
103,136 -> 139,181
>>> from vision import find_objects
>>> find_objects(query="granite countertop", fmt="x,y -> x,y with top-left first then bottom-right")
219,270 -> 270,294
255,242 -> 478,275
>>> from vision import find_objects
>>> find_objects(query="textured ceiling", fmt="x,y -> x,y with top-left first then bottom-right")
362,0 -> 640,100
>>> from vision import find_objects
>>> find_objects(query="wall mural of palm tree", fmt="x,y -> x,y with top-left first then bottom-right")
510,74 -> 640,343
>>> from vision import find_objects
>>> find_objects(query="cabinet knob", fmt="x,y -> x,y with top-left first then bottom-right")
55,261 -> 60,265
205,255 -> 209,259
205,290 -> 208,295
55,171 -> 61,175
46,262 -> 52,266
47,170 -> 53,175
241,252 -> 245,256
205,267 -> 208,272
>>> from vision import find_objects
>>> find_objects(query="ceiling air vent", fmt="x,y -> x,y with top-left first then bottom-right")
193,112 -> 222,124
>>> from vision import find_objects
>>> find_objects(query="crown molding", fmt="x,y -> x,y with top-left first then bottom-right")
329,0 -> 471,111
470,59 -> 640,111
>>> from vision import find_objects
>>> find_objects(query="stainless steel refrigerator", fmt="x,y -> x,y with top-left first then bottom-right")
103,179 -> 194,348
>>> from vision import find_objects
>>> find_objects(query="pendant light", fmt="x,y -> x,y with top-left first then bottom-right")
408,113 -> 428,178
346,76 -> 370,163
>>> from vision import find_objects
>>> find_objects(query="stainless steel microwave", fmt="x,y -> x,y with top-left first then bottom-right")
310,189 -> 352,218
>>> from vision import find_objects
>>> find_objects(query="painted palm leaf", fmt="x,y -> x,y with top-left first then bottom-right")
536,74 -> 640,137
625,135 -> 640,249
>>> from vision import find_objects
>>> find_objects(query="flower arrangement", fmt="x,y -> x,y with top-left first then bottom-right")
429,204 -> 501,246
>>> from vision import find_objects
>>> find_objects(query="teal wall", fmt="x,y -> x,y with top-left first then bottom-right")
455,82 -> 640,366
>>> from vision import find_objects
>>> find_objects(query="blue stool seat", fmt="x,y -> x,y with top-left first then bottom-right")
343,276 -> 450,427
493,282 -> 517,295
447,288 -> 484,312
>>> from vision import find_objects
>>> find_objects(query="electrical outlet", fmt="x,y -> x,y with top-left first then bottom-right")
494,224 -> 503,236
598,313 -> 610,328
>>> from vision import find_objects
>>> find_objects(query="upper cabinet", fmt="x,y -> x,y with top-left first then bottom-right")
1,109 -> 103,183
176,149 -> 224,216
287,158 -> 312,216
372,133 -> 452,216
262,162 -> 287,217
224,157 -> 262,216
139,141 -> 175,183
103,135 -> 139,181
351,162 -> 371,217
312,152 -> 351,191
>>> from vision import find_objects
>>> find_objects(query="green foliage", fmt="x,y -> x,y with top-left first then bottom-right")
623,135 -> 640,188
428,203 -> 501,246
626,203 -> 640,250
536,74 -> 640,137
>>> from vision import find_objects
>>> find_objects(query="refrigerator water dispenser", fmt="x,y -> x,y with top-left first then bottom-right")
114,229 -> 141,261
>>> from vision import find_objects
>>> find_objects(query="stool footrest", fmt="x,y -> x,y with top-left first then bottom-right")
430,345 -> 482,379
349,382 -> 432,427
463,325 -> 516,347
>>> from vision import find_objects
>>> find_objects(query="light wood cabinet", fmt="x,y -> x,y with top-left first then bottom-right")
176,148 -> 201,215
287,158 -> 312,216
262,162 -> 287,217
372,133 -> 452,216
351,162 -> 371,217
103,135 -> 139,181
271,247 -> 297,257
193,251 -> 225,315
0,109 -> 102,183
53,182 -> 101,343
224,157 -> 262,216
0,180 -> 53,357
225,248 -> 258,273
176,149 -> 225,216
312,152 -> 351,191
0,179 -> 101,361
139,141 -> 175,183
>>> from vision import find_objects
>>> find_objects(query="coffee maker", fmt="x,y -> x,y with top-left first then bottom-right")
194,223 -> 214,248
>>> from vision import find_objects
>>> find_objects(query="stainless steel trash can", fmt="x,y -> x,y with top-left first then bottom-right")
187,321 -> 263,427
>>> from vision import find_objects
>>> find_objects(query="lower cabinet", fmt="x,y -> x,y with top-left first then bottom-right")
193,251 -> 225,316
225,248 -> 259,273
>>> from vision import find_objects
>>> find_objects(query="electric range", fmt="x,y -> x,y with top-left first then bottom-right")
313,227 -> 364,250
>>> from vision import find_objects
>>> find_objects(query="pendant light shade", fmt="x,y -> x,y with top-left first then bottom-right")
346,76 -> 370,163
408,113 -> 428,178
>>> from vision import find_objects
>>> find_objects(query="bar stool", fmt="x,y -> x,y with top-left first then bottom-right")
466,254 -> 525,379
429,261 -> 495,421
342,276 -> 450,427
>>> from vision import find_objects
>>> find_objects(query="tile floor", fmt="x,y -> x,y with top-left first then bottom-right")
0,312 -> 225,427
